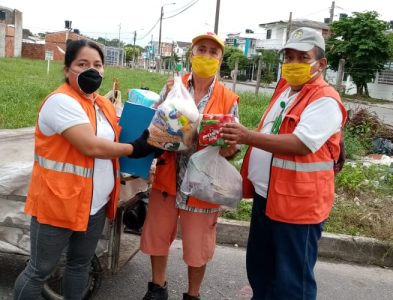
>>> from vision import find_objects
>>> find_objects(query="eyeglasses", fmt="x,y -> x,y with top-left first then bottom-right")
192,46 -> 222,59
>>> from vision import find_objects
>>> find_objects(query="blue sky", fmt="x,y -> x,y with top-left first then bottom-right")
2,0 -> 392,46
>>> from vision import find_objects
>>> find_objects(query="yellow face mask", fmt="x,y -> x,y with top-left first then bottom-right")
192,55 -> 220,78
281,61 -> 318,86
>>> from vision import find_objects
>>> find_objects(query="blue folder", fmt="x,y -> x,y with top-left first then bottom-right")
119,102 -> 156,179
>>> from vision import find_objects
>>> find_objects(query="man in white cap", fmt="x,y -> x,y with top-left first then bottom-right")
140,32 -> 240,300
221,27 -> 347,299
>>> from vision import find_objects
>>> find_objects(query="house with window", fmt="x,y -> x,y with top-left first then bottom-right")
256,19 -> 330,51
225,29 -> 259,57
0,5 -> 22,58
342,63 -> 393,101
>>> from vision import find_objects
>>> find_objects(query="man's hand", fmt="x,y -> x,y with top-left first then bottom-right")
129,130 -> 164,159
219,144 -> 239,159
221,123 -> 252,146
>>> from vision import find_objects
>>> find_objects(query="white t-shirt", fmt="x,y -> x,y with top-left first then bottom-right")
248,87 -> 343,198
39,93 -> 115,215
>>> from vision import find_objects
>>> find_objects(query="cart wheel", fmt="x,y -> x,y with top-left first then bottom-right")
41,254 -> 102,300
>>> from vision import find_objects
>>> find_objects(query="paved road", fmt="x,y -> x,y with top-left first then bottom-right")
1,239 -> 392,300
222,81 -> 393,126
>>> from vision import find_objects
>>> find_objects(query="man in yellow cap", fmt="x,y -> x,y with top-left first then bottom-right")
139,32 -> 239,300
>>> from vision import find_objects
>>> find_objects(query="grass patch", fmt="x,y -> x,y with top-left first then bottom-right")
0,58 -> 167,128
221,200 -> 252,221
329,163 -> 393,242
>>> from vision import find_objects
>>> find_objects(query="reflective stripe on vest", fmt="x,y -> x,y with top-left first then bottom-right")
272,157 -> 333,172
34,154 -> 93,178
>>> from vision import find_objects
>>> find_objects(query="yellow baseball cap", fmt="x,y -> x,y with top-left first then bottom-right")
191,32 -> 225,53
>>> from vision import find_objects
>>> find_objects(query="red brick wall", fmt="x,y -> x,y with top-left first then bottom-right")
22,43 -> 45,60
45,31 -> 96,61
5,25 -> 15,57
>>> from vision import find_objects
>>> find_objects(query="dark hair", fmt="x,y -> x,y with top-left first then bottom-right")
64,39 -> 104,67
314,46 -> 325,60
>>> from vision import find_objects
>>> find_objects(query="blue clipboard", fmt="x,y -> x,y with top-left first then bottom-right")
119,102 -> 156,179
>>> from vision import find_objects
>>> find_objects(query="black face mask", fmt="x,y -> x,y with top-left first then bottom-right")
77,68 -> 103,94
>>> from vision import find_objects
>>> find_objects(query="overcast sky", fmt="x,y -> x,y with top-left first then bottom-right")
2,0 -> 392,47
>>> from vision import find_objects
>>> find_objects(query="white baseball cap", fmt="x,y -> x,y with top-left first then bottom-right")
282,27 -> 325,52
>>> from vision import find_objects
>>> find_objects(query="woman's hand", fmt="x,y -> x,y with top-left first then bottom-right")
221,123 -> 252,146
163,78 -> 174,100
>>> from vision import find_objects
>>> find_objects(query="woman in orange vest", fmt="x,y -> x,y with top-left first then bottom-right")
13,39 -> 159,300
140,33 -> 240,300
221,28 -> 347,300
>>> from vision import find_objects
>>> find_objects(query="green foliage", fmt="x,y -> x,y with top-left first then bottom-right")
124,46 -> 142,64
343,108 -> 392,158
250,50 -> 280,84
386,33 -> 393,58
238,92 -> 269,128
326,11 -> 390,96
0,58 -> 167,128
94,37 -> 124,47
221,46 -> 245,76
221,200 -> 252,221
227,52 -> 249,71
335,163 -> 392,196
343,130 -> 369,158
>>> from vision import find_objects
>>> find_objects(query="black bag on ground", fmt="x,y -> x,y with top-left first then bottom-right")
123,199 -> 147,233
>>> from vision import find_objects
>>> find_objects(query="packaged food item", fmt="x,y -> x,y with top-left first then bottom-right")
198,114 -> 235,147
147,77 -> 199,151
128,89 -> 160,108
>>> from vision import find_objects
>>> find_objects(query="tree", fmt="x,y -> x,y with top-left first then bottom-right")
386,32 -> 393,58
94,37 -> 125,47
124,47 -> 138,64
257,49 -> 280,84
220,46 -> 248,77
326,11 -> 390,96
22,29 -> 33,38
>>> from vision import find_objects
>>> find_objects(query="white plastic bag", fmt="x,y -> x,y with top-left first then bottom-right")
180,146 -> 242,208
148,77 -> 199,151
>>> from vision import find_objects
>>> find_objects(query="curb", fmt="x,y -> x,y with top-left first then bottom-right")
216,218 -> 393,268
221,79 -> 276,89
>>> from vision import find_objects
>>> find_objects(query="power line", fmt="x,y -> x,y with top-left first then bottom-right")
165,0 -> 197,14
163,0 -> 200,19
137,17 -> 161,40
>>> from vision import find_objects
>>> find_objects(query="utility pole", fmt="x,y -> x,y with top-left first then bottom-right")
118,23 -> 122,66
329,1 -> 335,23
286,12 -> 293,41
157,3 -> 175,73
232,58 -> 239,92
158,6 -> 164,73
214,0 -> 221,34
151,34 -> 154,70
255,56 -> 263,95
133,30 -> 137,68
336,58 -> 345,93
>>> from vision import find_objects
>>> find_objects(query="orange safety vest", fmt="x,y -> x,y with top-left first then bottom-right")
241,77 -> 347,224
25,83 -> 121,231
152,74 -> 240,209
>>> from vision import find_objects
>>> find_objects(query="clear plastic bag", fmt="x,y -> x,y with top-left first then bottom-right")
147,77 -> 199,151
180,146 -> 242,208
